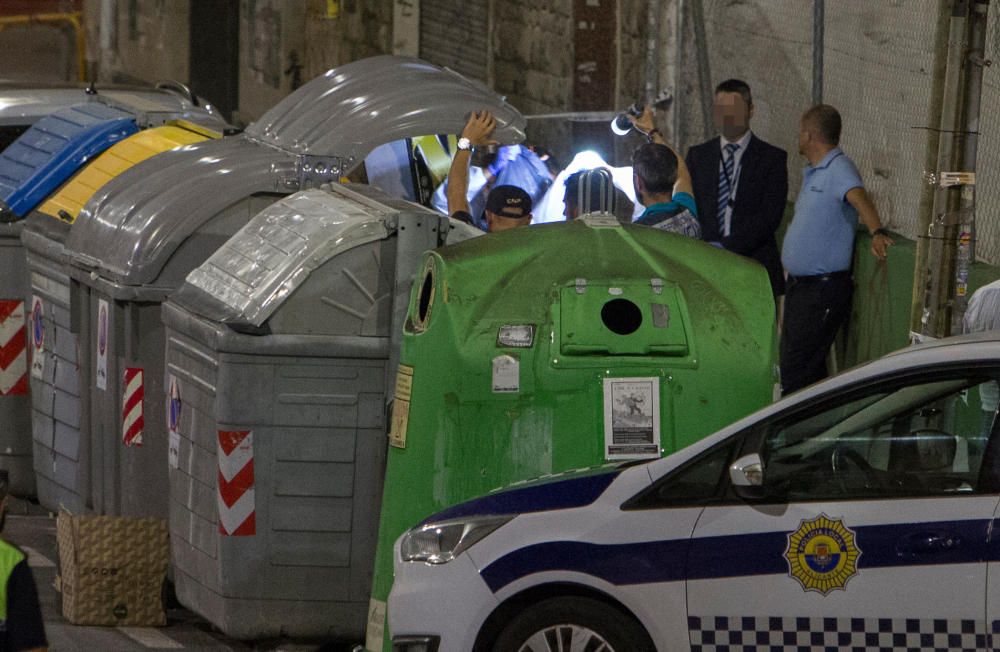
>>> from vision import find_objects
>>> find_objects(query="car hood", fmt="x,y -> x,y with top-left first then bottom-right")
419,464 -> 630,525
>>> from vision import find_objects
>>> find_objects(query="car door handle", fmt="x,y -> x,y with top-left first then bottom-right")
896,531 -> 962,555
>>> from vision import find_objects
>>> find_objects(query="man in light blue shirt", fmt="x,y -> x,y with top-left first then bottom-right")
780,104 -> 893,394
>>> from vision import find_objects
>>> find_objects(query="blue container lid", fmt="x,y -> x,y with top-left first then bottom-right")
0,102 -> 138,218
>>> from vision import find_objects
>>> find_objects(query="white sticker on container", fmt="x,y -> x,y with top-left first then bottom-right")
168,430 -> 180,470
96,299 -> 109,391
497,324 -> 535,348
492,355 -> 520,393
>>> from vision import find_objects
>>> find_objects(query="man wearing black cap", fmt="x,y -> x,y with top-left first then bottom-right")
447,110 -> 533,233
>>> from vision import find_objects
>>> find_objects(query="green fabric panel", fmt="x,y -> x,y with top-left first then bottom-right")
845,231 -> 1000,367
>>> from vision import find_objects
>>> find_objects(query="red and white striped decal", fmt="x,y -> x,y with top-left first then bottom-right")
122,367 -> 144,446
0,301 -> 27,395
217,430 -> 255,536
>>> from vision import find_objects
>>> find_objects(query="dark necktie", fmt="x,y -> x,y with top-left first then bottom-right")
717,142 -> 740,235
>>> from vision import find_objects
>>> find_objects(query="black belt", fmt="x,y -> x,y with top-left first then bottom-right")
787,270 -> 852,284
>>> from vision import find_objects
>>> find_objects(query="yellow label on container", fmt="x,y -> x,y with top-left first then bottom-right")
389,365 -> 414,448
365,598 -> 386,651
394,364 -> 413,401
389,399 -> 410,449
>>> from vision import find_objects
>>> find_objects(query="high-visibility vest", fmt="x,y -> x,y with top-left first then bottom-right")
0,539 -> 25,622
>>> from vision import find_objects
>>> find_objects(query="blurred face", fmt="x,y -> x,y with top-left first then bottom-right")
713,91 -> 753,141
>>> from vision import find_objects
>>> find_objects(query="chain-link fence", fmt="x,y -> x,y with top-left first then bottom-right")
825,1 -> 939,248
680,1 -> 999,267
688,1 -> 812,191
975,4 -> 1000,265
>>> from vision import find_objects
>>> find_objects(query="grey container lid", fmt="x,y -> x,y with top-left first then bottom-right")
244,55 -> 525,159
0,82 -> 228,130
175,184 -> 478,328
65,55 -> 521,288
65,136 -> 292,285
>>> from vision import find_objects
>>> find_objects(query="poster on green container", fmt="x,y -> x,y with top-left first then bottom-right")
603,377 -> 660,459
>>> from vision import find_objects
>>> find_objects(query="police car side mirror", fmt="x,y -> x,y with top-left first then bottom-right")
730,453 -> 766,500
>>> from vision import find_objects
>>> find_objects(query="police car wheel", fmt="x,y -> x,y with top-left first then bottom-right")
491,596 -> 654,652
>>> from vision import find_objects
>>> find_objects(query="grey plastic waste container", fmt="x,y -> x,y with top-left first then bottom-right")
49,55 -> 523,519
161,184 -> 480,639
0,223 -> 31,495
5,92 -> 225,502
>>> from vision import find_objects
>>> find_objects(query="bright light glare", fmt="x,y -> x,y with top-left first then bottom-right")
532,150 -> 642,224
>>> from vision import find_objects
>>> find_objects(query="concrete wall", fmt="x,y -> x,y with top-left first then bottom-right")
0,23 -> 77,82
302,0 -> 393,83
86,0 -> 191,85
492,0 -> 574,164
83,0 -> 394,124
237,0 -> 394,122
237,0 -> 305,121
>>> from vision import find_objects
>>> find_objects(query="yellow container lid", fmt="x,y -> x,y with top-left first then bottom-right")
38,121 -> 220,224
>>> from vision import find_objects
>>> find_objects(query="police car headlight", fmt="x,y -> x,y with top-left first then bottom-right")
400,515 -> 514,564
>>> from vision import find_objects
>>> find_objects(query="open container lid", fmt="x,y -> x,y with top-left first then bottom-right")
245,55 -> 524,163
66,55 -> 523,287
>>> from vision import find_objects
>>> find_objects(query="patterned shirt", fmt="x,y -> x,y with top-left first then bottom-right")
635,191 -> 702,239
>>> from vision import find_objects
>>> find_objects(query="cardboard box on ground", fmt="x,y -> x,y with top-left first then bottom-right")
56,511 -> 169,627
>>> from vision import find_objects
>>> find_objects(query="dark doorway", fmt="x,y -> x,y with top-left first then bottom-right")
189,1 -> 239,123
572,0 -> 617,162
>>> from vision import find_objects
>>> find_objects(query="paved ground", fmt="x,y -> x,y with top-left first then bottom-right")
4,498 -> 356,652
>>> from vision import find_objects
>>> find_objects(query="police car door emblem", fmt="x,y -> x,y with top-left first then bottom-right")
784,514 -> 861,595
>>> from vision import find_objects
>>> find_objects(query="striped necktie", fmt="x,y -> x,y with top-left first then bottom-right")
717,142 -> 740,235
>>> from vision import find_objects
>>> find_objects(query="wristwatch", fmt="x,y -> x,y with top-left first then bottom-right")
457,137 -> 472,151
872,227 -> 890,237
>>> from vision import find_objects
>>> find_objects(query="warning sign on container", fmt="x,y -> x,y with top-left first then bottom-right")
30,296 -> 44,380
167,375 -> 181,469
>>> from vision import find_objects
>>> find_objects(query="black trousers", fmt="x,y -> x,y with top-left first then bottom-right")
780,272 -> 853,395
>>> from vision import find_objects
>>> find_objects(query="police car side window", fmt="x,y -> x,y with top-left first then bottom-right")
761,376 -> 996,502
623,441 -> 737,510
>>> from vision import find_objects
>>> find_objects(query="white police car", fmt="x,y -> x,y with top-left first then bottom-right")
389,333 -> 1000,651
